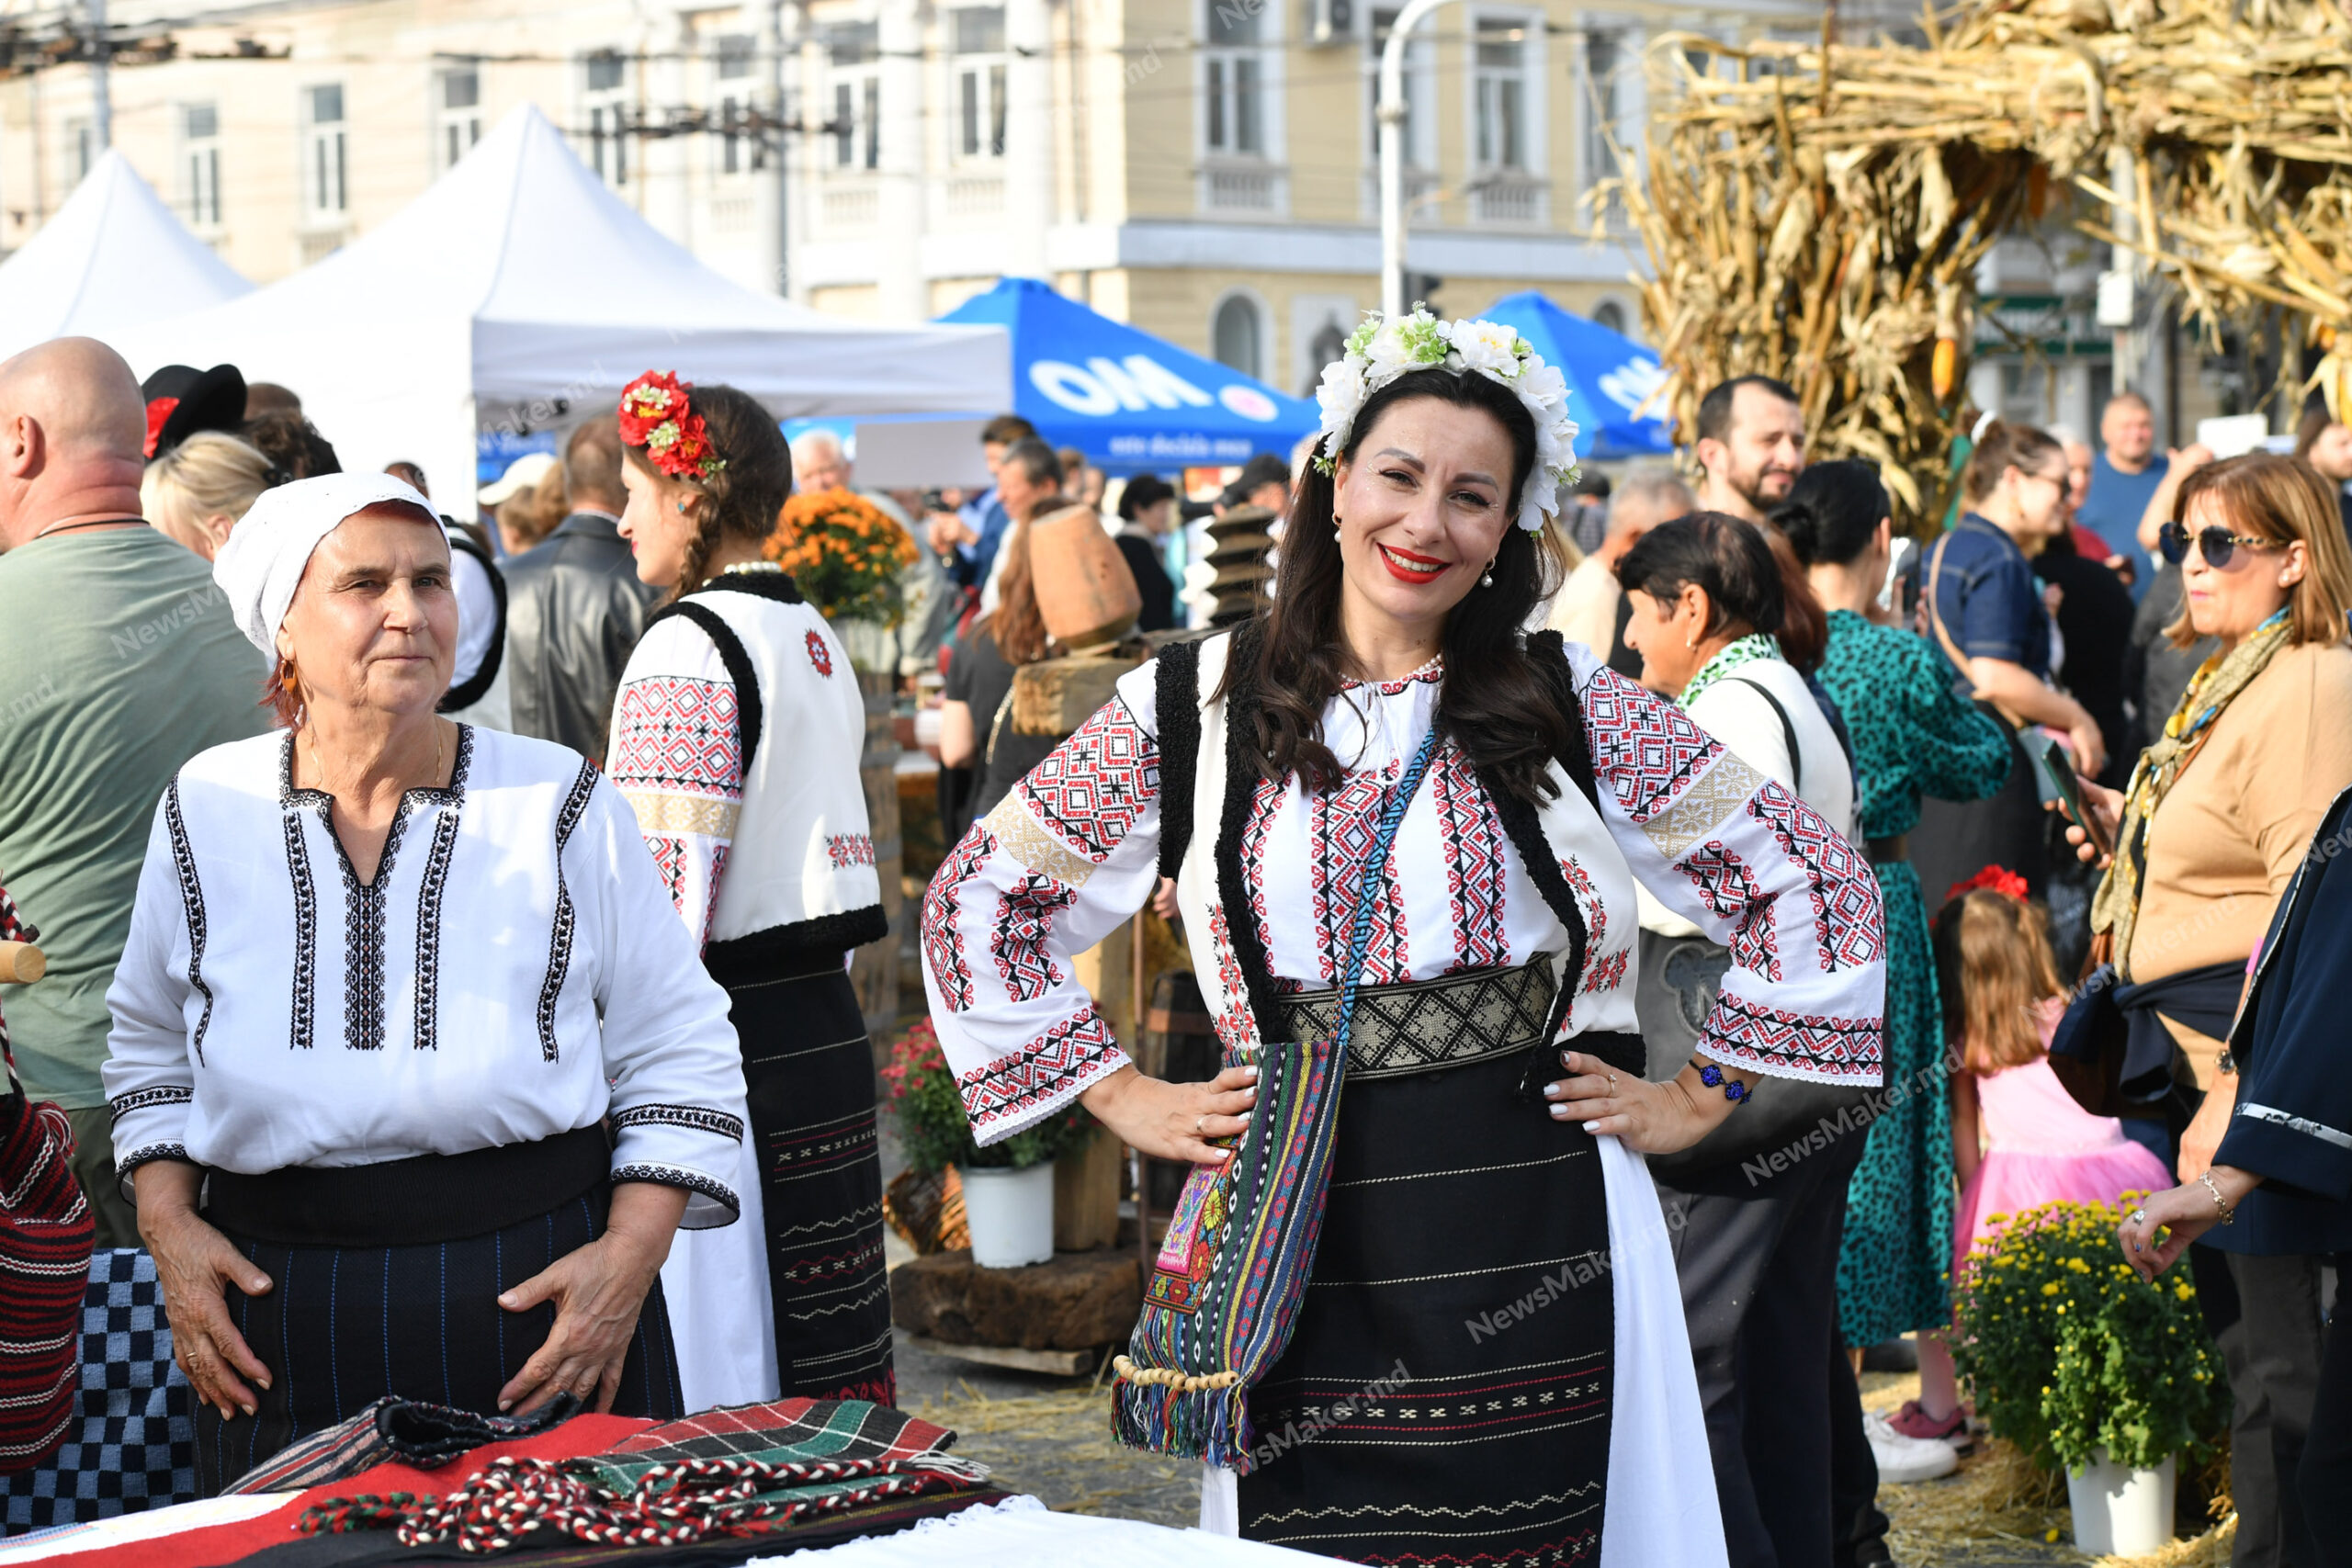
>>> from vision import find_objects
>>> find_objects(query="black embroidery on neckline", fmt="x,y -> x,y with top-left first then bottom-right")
538,760 -> 599,1062
162,783 -> 215,1067
278,726 -> 476,1052
411,730 -> 474,1051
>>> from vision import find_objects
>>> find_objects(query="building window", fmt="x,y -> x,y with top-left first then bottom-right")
953,8 -> 1006,160
713,35 -> 757,175
1591,299 -> 1630,336
180,103 -> 220,226
1204,1 -> 1264,156
1367,9 -> 1428,166
65,118 -> 93,185
584,50 -> 630,186
1213,295 -> 1263,380
436,62 -> 481,173
1581,28 -> 1622,184
825,24 -> 879,171
1473,18 -> 1526,170
303,84 -> 347,217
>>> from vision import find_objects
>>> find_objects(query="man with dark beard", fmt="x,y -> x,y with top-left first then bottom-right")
1694,375 -> 1806,524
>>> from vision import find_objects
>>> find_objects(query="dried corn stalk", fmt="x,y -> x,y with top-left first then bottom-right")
1613,0 -> 2352,529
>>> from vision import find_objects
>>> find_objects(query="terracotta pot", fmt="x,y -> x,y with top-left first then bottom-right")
1026,504 -> 1141,649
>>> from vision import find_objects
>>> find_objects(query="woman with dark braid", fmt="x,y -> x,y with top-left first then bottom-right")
606,372 -> 894,1413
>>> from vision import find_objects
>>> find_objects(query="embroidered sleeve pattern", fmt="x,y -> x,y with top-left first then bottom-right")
1574,658 -> 1885,1085
101,794 -> 211,1177
924,682 -> 1167,1145
610,667 -> 742,948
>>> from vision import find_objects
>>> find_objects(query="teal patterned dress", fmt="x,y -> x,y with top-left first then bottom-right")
1815,610 -> 2015,1347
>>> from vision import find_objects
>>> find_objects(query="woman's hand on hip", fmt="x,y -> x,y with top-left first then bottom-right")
134,1163 -> 273,1422
1080,1063 -> 1257,1165
1544,1050 -> 1750,1156
496,1182 -> 687,1416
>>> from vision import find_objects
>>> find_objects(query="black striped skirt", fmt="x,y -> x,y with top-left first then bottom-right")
1235,1041 -> 1621,1565
193,1136 -> 681,1496
730,962 -> 895,1406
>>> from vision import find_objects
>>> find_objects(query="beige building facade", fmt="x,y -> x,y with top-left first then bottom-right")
0,0 -> 1809,397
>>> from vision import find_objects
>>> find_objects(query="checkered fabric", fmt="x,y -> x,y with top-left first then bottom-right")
597,1400 -> 959,1473
0,1249 -> 193,1533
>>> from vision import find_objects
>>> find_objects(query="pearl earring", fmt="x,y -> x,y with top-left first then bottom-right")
1480,560 -> 1496,588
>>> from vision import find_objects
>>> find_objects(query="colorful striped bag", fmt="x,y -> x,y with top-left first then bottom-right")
1111,727 -> 1439,1472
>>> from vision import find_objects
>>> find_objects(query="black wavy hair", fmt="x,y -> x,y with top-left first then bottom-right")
1218,366 -> 1571,802
1772,458 -> 1889,569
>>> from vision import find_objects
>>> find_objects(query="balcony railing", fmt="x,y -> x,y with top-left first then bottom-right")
818,179 -> 878,231
1470,175 -> 1546,227
1203,164 -> 1283,214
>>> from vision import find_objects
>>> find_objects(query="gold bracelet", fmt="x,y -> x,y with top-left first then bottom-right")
2197,1169 -> 2236,1226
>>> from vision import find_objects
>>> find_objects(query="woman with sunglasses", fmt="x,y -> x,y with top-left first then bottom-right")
2064,451 -> 2352,1566
1914,420 -> 2108,914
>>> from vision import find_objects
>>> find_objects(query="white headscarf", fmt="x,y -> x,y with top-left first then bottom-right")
211,471 -> 440,655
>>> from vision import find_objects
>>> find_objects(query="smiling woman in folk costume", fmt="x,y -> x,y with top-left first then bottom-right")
604,372 -> 895,1414
922,311 -> 1887,1564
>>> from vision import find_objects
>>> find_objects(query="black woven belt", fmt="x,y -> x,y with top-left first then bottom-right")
1867,833 -> 1909,865
1273,953 -> 1559,1080
203,1124 -> 612,1249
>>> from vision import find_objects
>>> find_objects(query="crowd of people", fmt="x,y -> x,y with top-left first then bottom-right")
0,317 -> 2346,1568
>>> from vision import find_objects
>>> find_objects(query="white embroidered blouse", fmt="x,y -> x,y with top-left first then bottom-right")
100,726 -> 750,1227
922,639 -> 1887,1145
606,570 -> 883,953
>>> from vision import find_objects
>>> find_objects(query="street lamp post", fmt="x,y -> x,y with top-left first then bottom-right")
1377,0 -> 1453,318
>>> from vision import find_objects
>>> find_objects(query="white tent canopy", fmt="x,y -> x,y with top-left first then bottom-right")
0,151 -> 252,362
115,105 -> 1008,504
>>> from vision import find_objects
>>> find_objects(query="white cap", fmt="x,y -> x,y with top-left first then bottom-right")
211,471 -> 439,655
477,450 -> 559,509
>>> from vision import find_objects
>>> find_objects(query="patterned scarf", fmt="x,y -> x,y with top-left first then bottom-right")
1677,633 -> 1782,708
2092,607 -> 2292,971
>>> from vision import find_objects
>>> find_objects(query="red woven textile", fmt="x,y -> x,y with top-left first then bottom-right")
0,882 -> 93,1476
65,1413 -> 654,1567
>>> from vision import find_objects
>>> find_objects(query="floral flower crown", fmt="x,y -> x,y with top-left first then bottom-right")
1947,864 -> 2030,903
617,370 -> 725,481
1311,309 -> 1580,533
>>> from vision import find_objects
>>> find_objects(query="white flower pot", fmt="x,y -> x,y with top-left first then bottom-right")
2065,1449 -> 2176,1557
958,1163 -> 1056,1269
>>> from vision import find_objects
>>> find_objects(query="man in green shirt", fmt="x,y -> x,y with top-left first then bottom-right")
0,337 -> 267,1246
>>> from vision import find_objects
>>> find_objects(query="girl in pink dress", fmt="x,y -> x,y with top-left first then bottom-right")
1894,872 -> 2176,1441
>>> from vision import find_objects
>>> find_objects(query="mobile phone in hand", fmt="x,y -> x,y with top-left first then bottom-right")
2038,735 -> 2112,858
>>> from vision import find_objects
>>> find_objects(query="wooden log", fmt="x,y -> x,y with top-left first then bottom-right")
0,942 -> 43,985
890,1247 -> 1142,1350
901,1336 -> 1098,1378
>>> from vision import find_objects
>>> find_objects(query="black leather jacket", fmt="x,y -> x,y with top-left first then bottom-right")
501,512 -> 661,763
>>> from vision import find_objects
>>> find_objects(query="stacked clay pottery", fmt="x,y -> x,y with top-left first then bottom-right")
1204,503 -> 1277,626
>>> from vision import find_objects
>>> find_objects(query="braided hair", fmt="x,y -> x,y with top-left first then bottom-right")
621,383 -> 794,601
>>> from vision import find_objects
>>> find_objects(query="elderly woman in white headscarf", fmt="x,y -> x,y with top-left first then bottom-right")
100,473 -> 747,1495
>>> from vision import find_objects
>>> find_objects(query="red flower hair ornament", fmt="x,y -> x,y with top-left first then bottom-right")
617,370 -> 725,481
1946,864 -> 2030,904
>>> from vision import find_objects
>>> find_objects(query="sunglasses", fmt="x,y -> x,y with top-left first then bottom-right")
2157,521 -> 2282,570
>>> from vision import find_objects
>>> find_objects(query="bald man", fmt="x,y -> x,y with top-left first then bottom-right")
0,337 -> 266,1245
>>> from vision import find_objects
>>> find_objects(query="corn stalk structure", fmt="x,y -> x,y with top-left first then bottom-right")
1618,0 -> 2352,527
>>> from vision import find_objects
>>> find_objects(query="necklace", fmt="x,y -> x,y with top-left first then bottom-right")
721,560 -> 784,575
31,515 -> 144,540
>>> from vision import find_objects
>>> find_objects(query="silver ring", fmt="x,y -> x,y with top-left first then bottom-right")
2128,1208 -> 2149,1227
1607,1073 -> 1618,1094
1194,1114 -> 1206,1136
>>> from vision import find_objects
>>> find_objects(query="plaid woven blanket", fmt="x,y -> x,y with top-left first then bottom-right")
220,1394 -> 586,1495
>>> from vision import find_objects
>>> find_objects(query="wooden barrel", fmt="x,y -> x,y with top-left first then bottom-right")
1026,504 -> 1141,649
848,667 -> 904,1048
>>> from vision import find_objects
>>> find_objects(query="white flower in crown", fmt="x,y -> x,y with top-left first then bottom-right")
1311,309 -> 1581,531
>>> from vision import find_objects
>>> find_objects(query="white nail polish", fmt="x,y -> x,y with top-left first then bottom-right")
1582,1122 -> 1601,1133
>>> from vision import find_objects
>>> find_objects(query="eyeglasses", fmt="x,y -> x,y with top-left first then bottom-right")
2158,521 -> 2283,570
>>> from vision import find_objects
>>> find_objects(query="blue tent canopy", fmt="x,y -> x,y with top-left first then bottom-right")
1477,291 -> 1673,461
936,278 -> 1317,475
